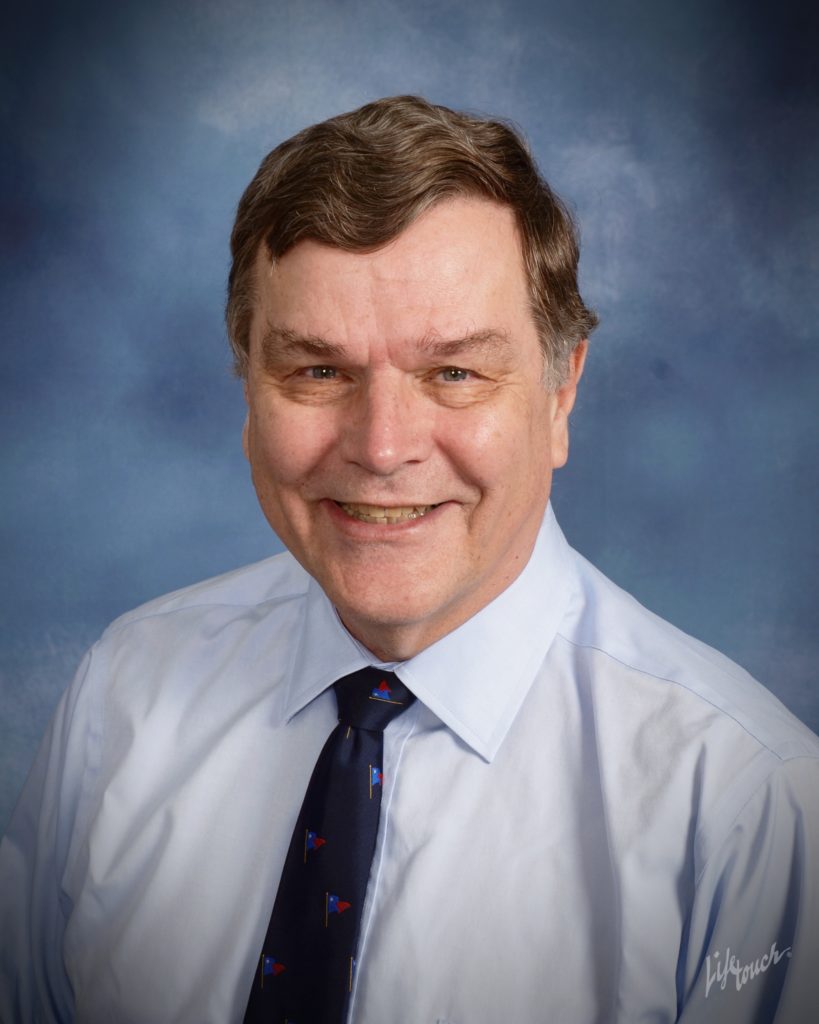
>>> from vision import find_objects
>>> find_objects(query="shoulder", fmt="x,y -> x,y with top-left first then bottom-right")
559,547 -> 819,764
551,544 -> 819,892
99,549 -> 311,640
51,552 -> 315,829
73,550 -> 314,721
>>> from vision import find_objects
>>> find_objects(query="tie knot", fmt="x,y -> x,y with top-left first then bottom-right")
334,667 -> 415,731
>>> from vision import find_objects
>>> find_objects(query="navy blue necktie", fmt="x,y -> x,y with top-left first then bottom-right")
244,667 -> 415,1023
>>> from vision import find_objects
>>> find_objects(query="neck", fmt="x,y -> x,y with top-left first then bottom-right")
337,570 -> 523,663
339,615 -> 441,663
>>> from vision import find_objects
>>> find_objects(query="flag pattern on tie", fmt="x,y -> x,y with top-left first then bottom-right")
305,829 -> 327,860
369,765 -> 382,799
326,892 -> 352,922
262,956 -> 286,978
370,679 -> 393,700
243,667 -> 415,1024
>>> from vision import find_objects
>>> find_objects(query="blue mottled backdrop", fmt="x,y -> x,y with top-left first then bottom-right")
2,0 -> 818,829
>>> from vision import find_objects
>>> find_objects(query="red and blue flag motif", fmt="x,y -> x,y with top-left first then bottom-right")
371,680 -> 392,700
306,829 -> 326,852
370,766 -> 382,787
327,893 -> 351,916
263,956 -> 285,977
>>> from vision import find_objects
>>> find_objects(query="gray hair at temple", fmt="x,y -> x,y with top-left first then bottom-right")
226,95 -> 598,389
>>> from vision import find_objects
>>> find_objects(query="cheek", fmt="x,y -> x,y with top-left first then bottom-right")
449,406 -> 552,492
249,406 -> 337,485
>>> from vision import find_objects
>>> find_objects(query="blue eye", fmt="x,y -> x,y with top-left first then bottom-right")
309,366 -> 337,379
441,367 -> 469,381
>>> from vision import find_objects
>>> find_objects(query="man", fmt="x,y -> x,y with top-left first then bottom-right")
1,96 -> 817,1023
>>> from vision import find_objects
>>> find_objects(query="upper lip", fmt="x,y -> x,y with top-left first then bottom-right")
333,500 -> 441,509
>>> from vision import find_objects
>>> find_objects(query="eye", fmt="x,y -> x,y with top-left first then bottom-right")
439,367 -> 470,382
307,366 -> 337,379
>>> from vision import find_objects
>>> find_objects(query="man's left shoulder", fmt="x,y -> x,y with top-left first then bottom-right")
560,548 -> 819,765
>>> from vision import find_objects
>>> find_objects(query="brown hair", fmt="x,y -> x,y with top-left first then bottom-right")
227,95 -> 597,386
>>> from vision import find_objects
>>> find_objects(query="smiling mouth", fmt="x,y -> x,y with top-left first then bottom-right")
336,502 -> 440,524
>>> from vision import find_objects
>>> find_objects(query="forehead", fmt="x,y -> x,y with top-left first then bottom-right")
249,198 -> 533,347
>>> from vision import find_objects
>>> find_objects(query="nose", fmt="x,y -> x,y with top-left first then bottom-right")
341,374 -> 431,476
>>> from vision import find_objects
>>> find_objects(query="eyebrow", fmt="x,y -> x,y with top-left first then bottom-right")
260,325 -> 347,365
415,328 -> 512,360
260,324 -> 512,365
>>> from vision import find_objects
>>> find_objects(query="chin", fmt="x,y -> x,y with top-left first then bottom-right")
332,584 -> 446,631
336,593 -> 428,629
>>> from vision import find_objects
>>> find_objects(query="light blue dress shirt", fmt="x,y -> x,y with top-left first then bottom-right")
1,505 -> 818,1022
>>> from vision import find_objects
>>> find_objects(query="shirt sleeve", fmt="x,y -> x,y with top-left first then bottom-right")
676,755 -> 819,1023
0,647 -> 97,1024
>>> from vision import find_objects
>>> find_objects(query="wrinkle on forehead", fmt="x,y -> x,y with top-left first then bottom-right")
251,199 -> 535,372
258,322 -> 514,370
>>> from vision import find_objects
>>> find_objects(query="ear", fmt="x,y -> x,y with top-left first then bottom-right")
550,340 -> 588,470
241,382 -> 250,461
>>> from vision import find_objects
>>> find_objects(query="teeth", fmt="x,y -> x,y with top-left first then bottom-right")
338,502 -> 437,524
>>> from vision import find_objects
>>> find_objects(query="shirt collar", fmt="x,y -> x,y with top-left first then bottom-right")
283,503 -> 577,763
284,577 -> 370,717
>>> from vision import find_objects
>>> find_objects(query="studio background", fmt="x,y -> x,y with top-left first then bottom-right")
2,0 -> 817,831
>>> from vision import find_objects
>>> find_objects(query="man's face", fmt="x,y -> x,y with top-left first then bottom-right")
243,197 -> 585,660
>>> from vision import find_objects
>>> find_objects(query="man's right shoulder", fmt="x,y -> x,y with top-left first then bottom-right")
101,549 -> 311,638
